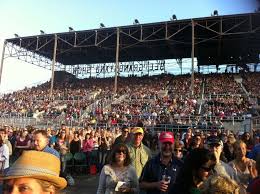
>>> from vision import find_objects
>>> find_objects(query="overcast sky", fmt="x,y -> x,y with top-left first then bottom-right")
0,0 -> 258,93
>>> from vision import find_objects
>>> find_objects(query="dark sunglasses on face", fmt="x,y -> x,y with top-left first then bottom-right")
123,130 -> 129,133
116,149 -> 127,154
174,149 -> 182,152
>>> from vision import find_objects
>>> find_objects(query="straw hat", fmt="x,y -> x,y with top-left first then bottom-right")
1,150 -> 67,190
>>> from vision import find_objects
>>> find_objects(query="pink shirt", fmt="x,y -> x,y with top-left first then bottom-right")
82,139 -> 94,152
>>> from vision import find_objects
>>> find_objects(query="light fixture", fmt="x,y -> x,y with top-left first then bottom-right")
133,19 -> 139,25
100,23 -> 105,28
69,27 -> 74,32
14,34 -> 19,38
171,14 -> 177,21
213,10 -> 218,16
40,30 -> 45,35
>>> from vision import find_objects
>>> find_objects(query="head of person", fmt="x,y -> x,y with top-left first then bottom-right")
227,134 -> 236,144
177,148 -> 216,189
1,151 -> 67,194
191,135 -> 202,149
174,141 -> 184,159
131,127 -> 144,147
108,143 -> 131,166
0,128 -> 7,141
21,128 -> 29,138
159,132 -> 174,158
121,126 -> 130,138
33,130 -> 49,151
203,174 -> 240,194
207,136 -> 223,161
85,133 -> 91,140
233,140 -> 247,159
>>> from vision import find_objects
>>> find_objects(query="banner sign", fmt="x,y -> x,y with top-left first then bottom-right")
72,61 -> 165,76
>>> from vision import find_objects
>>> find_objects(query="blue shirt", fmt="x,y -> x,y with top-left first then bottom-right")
248,143 -> 260,160
140,153 -> 183,194
43,146 -> 60,159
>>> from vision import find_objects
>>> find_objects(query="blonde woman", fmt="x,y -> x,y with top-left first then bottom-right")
228,140 -> 257,193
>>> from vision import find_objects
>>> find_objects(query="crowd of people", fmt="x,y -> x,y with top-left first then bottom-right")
0,122 -> 259,193
0,71 -> 259,193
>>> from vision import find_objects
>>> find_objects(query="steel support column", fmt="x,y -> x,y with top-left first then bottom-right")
114,28 -> 120,94
50,34 -> 58,97
191,20 -> 195,96
0,40 -> 7,87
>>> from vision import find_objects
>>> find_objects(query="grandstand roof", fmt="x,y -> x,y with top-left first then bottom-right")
5,12 -> 260,66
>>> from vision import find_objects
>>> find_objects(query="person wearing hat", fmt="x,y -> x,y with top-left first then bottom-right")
139,132 -> 183,194
127,127 -> 151,178
1,150 -> 67,193
206,135 -> 238,182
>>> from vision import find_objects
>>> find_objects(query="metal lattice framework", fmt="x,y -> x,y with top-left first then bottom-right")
1,12 -> 260,95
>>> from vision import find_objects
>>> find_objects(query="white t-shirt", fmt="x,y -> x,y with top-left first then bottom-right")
0,144 -> 9,169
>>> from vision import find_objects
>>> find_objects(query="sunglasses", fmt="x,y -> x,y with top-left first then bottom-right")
200,165 -> 214,172
116,149 -> 127,154
174,149 -> 182,152
123,130 -> 129,133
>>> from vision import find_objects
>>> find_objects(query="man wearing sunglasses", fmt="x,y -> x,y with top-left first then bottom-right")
113,126 -> 131,146
139,132 -> 183,194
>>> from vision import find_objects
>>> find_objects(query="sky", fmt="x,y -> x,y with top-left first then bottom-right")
0,0 -> 259,93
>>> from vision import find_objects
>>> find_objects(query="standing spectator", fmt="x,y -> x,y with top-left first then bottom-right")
70,131 -> 81,156
1,151 -> 67,193
33,130 -> 60,158
206,136 -> 238,181
97,143 -> 139,194
0,134 -> 9,172
228,140 -> 257,193
98,130 -> 110,171
170,148 -> 216,194
140,132 -> 183,194
0,129 -> 12,157
127,127 -> 151,178
113,126 -> 131,146
248,141 -> 260,160
223,134 -> 236,162
14,129 -> 31,160
247,155 -> 260,194
82,133 -> 94,171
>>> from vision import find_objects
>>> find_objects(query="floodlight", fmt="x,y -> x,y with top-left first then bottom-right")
171,14 -> 177,21
40,30 -> 45,35
14,34 -> 19,38
133,19 -> 139,25
213,10 -> 218,16
69,27 -> 74,32
100,23 -> 105,28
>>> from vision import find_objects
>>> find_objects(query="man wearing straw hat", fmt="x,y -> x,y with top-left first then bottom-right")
1,150 -> 67,193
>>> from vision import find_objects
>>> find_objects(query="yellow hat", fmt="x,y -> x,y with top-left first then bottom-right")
132,127 -> 144,134
1,151 -> 67,190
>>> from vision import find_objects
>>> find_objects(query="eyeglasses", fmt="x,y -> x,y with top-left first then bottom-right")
174,149 -> 182,152
200,165 -> 214,172
116,149 -> 127,154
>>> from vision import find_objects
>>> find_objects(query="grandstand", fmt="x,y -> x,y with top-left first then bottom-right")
0,12 -> 260,132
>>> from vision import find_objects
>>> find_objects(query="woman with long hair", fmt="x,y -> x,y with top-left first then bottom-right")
97,143 -> 139,194
170,148 -> 216,194
228,140 -> 257,193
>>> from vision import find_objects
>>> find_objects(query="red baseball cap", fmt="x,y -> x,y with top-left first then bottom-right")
159,132 -> 174,144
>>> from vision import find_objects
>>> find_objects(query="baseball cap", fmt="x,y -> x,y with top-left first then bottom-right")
159,132 -> 174,144
132,127 -> 144,134
207,136 -> 223,147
